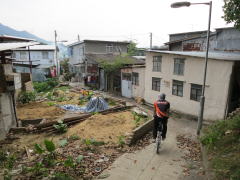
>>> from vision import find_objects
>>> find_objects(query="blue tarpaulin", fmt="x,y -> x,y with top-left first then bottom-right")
60,97 -> 108,113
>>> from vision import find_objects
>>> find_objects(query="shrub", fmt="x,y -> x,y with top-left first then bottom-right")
17,91 -> 36,104
33,78 -> 59,93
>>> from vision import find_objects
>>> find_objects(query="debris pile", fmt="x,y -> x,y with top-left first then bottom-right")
176,134 -> 204,177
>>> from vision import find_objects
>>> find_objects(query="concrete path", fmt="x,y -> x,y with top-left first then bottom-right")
100,117 -> 205,180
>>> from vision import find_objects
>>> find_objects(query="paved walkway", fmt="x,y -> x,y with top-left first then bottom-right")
100,117 -> 205,180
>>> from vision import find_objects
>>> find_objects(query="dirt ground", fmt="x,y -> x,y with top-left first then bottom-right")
16,102 -> 66,121
67,111 -> 136,144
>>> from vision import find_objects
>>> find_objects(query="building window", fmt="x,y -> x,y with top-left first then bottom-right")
172,80 -> 183,97
174,58 -> 185,75
152,56 -> 162,72
20,51 -> 27,60
42,51 -> 49,59
106,44 -> 114,53
190,84 -> 202,101
132,72 -> 139,85
152,77 -> 161,91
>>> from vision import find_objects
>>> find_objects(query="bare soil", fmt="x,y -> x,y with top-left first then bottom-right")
16,102 -> 66,121
67,111 -> 136,144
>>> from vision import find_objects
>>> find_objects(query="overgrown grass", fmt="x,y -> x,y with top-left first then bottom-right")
200,115 -> 240,180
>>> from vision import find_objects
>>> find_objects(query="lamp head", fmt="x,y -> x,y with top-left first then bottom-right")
171,1 -> 191,8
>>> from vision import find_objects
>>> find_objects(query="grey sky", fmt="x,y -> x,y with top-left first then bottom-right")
0,0 -> 231,47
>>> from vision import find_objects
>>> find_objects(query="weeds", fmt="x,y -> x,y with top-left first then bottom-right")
200,115 -> 240,179
46,102 -> 56,106
53,120 -> 68,133
132,112 -> 147,126
117,135 -> 125,147
0,151 -> 16,170
17,91 -> 36,104
107,99 -> 117,106
69,135 -> 80,141
52,172 -> 75,180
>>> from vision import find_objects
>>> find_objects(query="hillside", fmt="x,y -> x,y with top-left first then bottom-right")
0,23 -> 50,44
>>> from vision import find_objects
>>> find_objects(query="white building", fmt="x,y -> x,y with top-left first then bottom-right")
13,45 -> 55,76
144,50 -> 240,121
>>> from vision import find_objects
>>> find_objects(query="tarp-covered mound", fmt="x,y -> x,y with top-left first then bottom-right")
60,96 -> 108,113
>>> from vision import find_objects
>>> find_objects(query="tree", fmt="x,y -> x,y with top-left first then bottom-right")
127,41 -> 138,56
223,0 -> 240,29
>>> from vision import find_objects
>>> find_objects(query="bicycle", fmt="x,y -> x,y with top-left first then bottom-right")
156,119 -> 163,154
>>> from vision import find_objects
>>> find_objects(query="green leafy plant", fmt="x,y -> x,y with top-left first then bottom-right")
35,140 -> 56,167
64,156 -> 75,168
46,102 -> 56,106
33,78 -> 59,93
76,155 -> 84,164
69,135 -> 80,141
53,120 -> 68,133
117,135 -> 126,147
59,139 -> 68,147
52,172 -> 75,180
132,112 -> 147,126
223,0 -> 240,29
26,162 -> 48,176
200,115 -> 240,179
17,91 -> 36,104
107,99 -> 117,106
83,138 -> 105,146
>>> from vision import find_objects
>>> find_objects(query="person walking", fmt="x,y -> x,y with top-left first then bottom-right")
153,93 -> 170,142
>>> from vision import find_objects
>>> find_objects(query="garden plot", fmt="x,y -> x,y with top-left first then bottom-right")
16,87 -> 118,123
0,109 -> 151,179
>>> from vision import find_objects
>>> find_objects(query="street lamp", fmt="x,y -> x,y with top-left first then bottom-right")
171,1 -> 212,135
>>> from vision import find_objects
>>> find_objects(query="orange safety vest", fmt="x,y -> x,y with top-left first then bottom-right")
154,101 -> 169,118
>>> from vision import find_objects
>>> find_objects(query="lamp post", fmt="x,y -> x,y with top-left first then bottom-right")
171,1 -> 212,135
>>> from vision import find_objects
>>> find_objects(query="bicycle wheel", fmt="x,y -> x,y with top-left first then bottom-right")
156,131 -> 161,154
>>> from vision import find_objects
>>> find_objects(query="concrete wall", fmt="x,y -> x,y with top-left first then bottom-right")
170,31 -> 207,42
85,42 -> 128,55
69,43 -> 85,65
170,28 -> 240,52
132,67 -> 145,98
0,93 -> 16,140
144,52 -> 234,120
215,28 -> 240,51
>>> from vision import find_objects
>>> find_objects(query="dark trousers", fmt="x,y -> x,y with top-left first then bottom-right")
153,115 -> 168,139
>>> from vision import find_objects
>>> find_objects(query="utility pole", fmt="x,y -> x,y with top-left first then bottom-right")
150,32 -> 152,49
54,30 -> 59,76
78,34 -> 80,41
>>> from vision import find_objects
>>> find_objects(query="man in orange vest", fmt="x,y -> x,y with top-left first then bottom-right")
153,93 -> 170,142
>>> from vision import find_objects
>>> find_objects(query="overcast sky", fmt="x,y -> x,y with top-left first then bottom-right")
0,0 -> 231,47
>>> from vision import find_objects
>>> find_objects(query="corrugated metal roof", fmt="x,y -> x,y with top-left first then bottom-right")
67,39 -> 130,47
0,42 -> 39,51
14,45 -> 55,51
147,50 -> 240,61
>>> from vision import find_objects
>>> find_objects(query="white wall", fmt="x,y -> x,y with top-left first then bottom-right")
69,43 -> 85,65
132,67 -> 145,98
14,50 -> 55,67
144,52 -> 234,120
